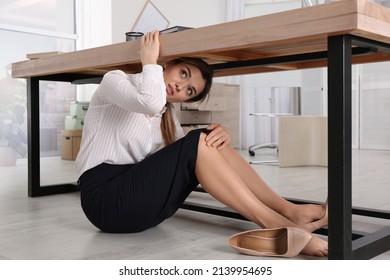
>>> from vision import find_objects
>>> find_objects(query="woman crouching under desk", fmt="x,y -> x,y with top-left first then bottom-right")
76,30 -> 328,257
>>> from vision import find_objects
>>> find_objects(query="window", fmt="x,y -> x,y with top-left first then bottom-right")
0,0 -> 76,163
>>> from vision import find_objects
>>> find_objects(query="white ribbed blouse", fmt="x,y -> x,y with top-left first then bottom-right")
75,65 -> 185,178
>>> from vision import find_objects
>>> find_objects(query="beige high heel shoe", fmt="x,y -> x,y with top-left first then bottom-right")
228,227 -> 312,258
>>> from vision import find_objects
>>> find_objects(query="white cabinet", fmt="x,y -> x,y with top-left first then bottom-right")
359,62 -> 390,150
174,83 -> 240,148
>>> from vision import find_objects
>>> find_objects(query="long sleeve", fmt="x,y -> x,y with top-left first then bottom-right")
97,65 -> 166,115
76,66 -> 168,178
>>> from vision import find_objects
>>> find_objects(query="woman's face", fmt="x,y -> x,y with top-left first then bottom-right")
163,63 -> 206,103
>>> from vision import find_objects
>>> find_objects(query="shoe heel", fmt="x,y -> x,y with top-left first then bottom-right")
228,227 -> 312,258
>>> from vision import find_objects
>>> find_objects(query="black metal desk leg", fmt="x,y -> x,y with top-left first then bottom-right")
27,77 -> 41,197
327,35 -> 353,259
26,76 -> 79,197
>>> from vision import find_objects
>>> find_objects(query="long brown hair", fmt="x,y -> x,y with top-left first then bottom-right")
161,57 -> 213,145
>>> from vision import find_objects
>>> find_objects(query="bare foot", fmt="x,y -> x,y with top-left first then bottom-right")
303,199 -> 328,232
301,235 -> 328,257
290,203 -> 327,232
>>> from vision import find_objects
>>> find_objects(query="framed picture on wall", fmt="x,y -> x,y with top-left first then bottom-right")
132,1 -> 169,33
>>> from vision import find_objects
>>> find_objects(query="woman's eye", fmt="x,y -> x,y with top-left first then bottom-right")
181,70 -> 187,79
187,88 -> 193,96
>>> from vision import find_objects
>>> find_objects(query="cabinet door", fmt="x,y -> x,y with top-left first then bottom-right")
174,83 -> 241,148
198,97 -> 228,111
360,88 -> 390,150
209,84 -> 240,148
360,62 -> 390,150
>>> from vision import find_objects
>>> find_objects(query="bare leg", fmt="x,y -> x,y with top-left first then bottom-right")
195,133 -> 328,257
218,146 -> 327,232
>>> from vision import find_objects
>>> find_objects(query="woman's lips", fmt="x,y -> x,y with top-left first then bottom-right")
166,84 -> 174,96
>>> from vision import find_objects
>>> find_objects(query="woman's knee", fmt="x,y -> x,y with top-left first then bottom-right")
197,131 -> 208,147
185,129 -> 207,146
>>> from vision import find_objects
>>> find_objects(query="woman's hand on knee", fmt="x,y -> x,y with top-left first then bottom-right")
205,123 -> 231,150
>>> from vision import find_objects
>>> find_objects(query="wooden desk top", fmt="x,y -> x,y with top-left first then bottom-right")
11,0 -> 390,79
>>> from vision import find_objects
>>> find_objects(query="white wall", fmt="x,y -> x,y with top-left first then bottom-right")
111,0 -> 226,44
76,0 -> 112,49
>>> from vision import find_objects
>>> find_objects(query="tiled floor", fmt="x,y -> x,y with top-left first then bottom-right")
0,149 -> 389,260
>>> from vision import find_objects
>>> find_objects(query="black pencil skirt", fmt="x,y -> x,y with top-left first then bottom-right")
78,129 -> 205,233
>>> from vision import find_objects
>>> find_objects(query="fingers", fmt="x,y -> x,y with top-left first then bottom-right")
139,30 -> 160,65
141,30 -> 159,44
205,123 -> 232,150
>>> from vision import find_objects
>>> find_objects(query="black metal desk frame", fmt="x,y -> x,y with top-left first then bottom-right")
26,34 -> 390,259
